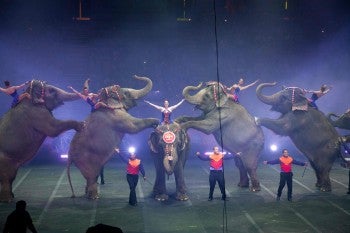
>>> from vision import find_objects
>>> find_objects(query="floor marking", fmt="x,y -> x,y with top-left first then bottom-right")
243,210 -> 264,233
36,168 -> 66,226
261,181 -> 321,233
293,211 -> 322,233
203,167 -> 263,232
13,169 -> 32,191
260,183 -> 276,198
89,199 -> 98,227
292,178 -> 315,193
269,166 -> 350,216
330,177 -> 347,188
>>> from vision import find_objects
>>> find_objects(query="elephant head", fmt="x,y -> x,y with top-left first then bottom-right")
182,81 -> 229,113
26,80 -> 80,111
327,111 -> 350,130
98,75 -> 153,110
256,82 -> 309,114
149,122 -> 189,175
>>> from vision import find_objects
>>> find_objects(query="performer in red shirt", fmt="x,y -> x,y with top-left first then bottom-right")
196,146 -> 240,201
264,149 -> 307,201
118,148 -> 146,206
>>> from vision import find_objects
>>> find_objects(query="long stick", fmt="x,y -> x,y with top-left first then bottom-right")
301,165 -> 307,178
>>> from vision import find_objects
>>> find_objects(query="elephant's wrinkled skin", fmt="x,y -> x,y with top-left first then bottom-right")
148,122 -> 190,201
0,80 -> 83,202
178,82 -> 264,191
68,76 -> 159,199
328,111 -> 350,130
256,82 -> 341,191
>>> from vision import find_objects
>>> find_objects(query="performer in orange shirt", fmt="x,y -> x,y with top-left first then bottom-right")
264,149 -> 307,202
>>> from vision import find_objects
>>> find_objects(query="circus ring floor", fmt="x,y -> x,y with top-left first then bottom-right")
1,157 -> 349,233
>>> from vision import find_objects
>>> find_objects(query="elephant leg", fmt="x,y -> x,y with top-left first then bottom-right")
0,160 -> 18,202
86,178 -> 99,199
258,118 -> 290,136
310,160 -> 332,191
316,164 -> 332,192
73,159 -> 100,199
309,161 -> 322,188
174,164 -> 188,201
153,157 -> 168,201
239,154 -> 261,192
234,156 -> 249,188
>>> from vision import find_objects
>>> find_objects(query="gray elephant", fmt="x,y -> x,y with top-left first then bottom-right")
68,75 -> 159,199
328,111 -> 350,130
148,121 -> 190,201
177,81 -> 264,191
256,82 -> 341,191
0,80 -> 83,202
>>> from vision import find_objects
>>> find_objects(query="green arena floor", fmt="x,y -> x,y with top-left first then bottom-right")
1,157 -> 349,233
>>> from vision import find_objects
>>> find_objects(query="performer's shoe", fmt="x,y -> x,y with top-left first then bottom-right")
208,197 -> 213,201
276,196 -> 280,201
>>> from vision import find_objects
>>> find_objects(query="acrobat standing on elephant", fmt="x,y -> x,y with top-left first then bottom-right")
177,81 -> 264,192
68,75 -> 159,199
144,99 -> 185,124
256,82 -> 342,191
148,121 -> 190,201
0,80 -> 84,202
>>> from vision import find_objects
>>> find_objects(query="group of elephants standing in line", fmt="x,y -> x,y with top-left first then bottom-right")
0,76 -> 349,203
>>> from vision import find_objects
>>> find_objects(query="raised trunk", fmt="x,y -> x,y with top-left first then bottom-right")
55,87 -> 80,101
182,83 -> 203,105
256,82 -> 279,105
128,76 -> 153,99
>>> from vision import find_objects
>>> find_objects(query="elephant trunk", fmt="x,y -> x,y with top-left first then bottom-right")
182,83 -> 203,105
256,82 -> 279,105
55,87 -> 81,101
128,76 -> 153,99
163,150 -> 178,175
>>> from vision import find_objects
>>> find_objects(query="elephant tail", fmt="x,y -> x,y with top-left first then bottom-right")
67,159 -> 76,198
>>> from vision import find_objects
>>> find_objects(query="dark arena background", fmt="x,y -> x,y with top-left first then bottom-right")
1,0 -> 350,233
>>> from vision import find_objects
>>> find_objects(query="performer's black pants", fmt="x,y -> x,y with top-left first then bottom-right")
209,170 -> 226,198
277,172 -> 293,199
127,174 -> 139,205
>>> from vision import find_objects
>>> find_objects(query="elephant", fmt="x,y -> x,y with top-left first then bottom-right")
177,81 -> 265,191
328,111 -> 350,131
148,121 -> 190,201
256,82 -> 342,191
67,75 -> 159,199
0,80 -> 84,202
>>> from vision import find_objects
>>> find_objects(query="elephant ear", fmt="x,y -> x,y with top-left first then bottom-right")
99,87 -> 124,109
178,129 -> 188,152
291,88 -> 308,111
29,80 -> 46,104
148,132 -> 159,153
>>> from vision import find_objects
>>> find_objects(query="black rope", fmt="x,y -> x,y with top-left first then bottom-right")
212,1 -> 228,232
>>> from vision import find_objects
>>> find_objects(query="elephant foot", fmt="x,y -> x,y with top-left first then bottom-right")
0,191 -> 14,203
320,185 -> 332,192
250,181 -> 261,192
315,182 -> 332,192
155,194 -> 169,202
176,193 -> 189,201
250,186 -> 261,192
